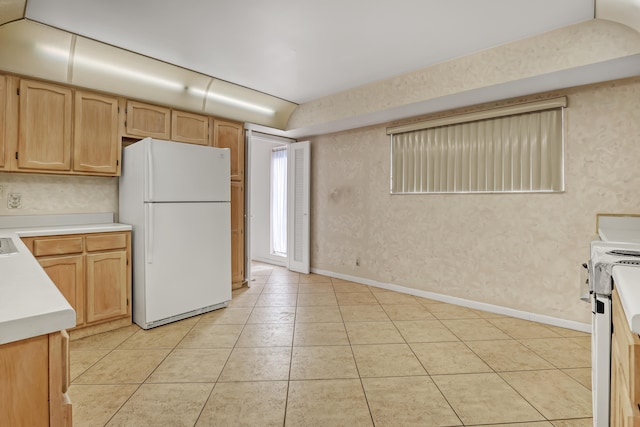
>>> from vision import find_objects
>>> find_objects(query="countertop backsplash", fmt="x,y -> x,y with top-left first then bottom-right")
0,173 -> 118,216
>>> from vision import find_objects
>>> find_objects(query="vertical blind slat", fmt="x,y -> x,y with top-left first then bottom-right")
461,124 -> 470,192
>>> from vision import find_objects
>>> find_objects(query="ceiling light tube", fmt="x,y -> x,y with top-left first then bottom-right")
189,87 -> 275,116
36,43 -> 184,91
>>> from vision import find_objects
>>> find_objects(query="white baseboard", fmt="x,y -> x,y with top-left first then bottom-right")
312,267 -> 591,333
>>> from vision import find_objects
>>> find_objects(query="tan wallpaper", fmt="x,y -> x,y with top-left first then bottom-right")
0,173 -> 118,216
288,19 -> 640,130
310,77 -> 640,324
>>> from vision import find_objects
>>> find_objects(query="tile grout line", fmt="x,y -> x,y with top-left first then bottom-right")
394,304 -> 466,426
107,313 -> 205,426
71,327 -> 149,427
191,296 -> 258,427
281,271 -> 298,427
340,282 -> 377,427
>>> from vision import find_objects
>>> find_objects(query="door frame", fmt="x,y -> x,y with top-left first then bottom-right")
245,129 -> 302,284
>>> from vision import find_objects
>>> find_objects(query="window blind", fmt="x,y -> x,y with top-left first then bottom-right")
388,98 -> 565,194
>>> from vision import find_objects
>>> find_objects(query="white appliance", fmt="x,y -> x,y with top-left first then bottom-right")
586,240 -> 640,427
119,138 -> 232,329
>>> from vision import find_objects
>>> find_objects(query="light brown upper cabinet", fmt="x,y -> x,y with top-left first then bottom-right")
212,119 -> 244,181
74,91 -> 120,175
171,110 -> 209,145
0,75 -> 7,170
17,79 -> 72,171
124,100 -> 171,139
1,78 -> 121,177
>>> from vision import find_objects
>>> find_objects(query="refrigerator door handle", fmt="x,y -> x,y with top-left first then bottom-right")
146,140 -> 154,201
145,203 -> 154,264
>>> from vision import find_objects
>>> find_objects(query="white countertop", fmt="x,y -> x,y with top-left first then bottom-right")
613,266 -> 640,335
0,213 -> 132,345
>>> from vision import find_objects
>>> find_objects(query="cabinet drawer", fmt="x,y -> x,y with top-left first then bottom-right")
86,233 -> 127,252
33,237 -> 83,256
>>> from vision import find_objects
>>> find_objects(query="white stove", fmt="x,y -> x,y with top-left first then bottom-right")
587,240 -> 640,427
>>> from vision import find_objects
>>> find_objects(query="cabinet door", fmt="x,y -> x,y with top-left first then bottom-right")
231,181 -> 245,287
171,110 -> 209,145
18,80 -> 72,171
125,100 -> 170,139
0,335 -> 50,427
86,251 -> 128,323
611,342 -> 640,426
39,255 -> 85,328
213,119 -> 244,181
74,91 -> 120,175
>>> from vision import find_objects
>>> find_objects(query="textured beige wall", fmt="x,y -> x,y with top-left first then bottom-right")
288,19 -> 640,131
310,77 -> 640,323
0,173 -> 118,215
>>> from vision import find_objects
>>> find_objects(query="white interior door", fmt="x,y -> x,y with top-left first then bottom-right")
287,141 -> 310,274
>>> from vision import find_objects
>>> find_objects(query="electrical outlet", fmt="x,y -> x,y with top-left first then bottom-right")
8,193 -> 21,209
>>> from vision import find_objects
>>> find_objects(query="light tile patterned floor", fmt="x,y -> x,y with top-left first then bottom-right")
69,262 -> 593,426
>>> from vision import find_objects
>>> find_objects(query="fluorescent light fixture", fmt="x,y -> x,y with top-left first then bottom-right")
36,43 -> 184,91
189,87 -> 275,116
36,43 -> 69,61
76,57 -> 185,91
36,43 -> 276,116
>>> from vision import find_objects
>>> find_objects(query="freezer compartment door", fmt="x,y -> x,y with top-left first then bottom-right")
143,202 -> 231,324
145,138 -> 230,202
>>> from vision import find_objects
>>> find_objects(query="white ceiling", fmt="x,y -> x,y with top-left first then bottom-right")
24,0 -> 594,104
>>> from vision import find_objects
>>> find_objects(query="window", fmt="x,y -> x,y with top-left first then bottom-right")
270,147 -> 287,256
388,97 -> 566,194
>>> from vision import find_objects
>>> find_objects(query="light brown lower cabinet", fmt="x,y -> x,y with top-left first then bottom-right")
21,231 -> 131,336
38,255 -> 85,327
85,250 -> 128,323
611,288 -> 640,426
0,330 -> 72,427
231,181 -> 245,289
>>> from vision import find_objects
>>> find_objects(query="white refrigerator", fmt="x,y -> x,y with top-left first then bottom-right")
119,137 -> 232,329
